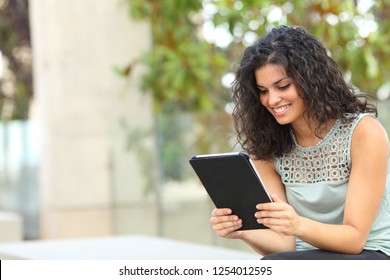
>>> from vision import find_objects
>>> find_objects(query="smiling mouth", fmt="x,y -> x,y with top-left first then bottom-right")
273,104 -> 290,114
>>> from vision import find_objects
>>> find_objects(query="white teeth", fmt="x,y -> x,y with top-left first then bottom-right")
273,105 -> 290,113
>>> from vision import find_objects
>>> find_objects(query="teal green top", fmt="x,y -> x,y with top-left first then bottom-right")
274,113 -> 390,256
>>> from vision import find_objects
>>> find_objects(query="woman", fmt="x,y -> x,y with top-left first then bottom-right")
210,25 -> 390,259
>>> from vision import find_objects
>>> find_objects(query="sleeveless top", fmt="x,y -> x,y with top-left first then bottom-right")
274,113 -> 390,256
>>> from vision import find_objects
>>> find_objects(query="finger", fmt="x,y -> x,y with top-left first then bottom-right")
256,200 -> 286,211
215,227 -> 237,238
210,214 -> 240,225
254,210 -> 285,219
213,220 -> 242,235
256,203 -> 277,211
259,215 -> 293,227
212,219 -> 242,231
257,217 -> 285,228
211,208 -> 232,217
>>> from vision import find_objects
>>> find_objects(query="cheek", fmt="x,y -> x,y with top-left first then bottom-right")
287,86 -> 301,101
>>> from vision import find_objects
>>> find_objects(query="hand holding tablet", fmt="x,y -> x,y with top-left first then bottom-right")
189,152 -> 272,230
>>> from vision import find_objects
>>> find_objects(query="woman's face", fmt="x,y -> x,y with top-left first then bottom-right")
255,64 -> 306,126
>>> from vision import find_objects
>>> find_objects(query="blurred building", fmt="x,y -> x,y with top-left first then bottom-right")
2,0 -> 322,255
28,0 -> 156,239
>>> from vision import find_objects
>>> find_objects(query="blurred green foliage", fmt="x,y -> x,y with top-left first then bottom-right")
125,0 -> 229,113
125,0 -> 390,112
0,0 -> 32,120
133,0 -> 390,241
210,0 -> 390,99
123,0 -> 390,184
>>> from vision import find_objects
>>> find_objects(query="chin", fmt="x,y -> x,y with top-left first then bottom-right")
275,120 -> 291,126
275,116 -> 295,126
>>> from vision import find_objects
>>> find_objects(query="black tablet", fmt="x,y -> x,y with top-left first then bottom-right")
189,152 -> 272,230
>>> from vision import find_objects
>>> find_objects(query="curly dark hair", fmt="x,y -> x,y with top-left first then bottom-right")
232,25 -> 377,160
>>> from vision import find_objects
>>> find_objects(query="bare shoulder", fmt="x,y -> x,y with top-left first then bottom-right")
352,115 -> 389,156
352,116 -> 389,146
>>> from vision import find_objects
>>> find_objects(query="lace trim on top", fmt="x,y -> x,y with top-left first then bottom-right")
275,118 -> 355,184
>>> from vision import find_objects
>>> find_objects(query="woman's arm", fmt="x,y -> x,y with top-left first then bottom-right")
210,159 -> 296,255
256,116 -> 389,254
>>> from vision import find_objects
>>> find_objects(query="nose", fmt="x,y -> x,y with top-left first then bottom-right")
268,90 -> 281,106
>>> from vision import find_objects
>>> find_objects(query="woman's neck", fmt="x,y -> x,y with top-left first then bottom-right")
291,119 -> 336,148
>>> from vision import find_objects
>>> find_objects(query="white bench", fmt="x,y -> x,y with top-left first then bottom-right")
0,211 -> 23,243
0,235 -> 259,260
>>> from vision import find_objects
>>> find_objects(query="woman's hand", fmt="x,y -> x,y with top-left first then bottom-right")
255,194 -> 301,236
210,208 -> 243,239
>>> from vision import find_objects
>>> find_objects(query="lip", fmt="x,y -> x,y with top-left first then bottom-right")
272,104 -> 291,115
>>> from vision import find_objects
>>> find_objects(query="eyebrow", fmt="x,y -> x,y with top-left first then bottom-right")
256,76 -> 290,88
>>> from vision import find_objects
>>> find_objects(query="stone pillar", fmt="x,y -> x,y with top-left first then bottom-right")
29,0 -> 154,239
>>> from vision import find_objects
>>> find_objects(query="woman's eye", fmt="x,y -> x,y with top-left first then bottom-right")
279,84 -> 290,90
258,89 -> 267,95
